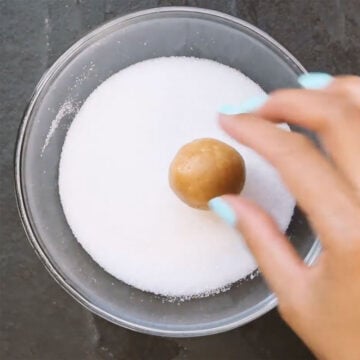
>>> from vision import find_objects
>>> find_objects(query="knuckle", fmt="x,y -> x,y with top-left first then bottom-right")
316,98 -> 359,132
341,231 -> 360,254
271,132 -> 314,162
332,218 -> 360,259
334,98 -> 359,119
267,90 -> 290,105
277,277 -> 308,322
330,76 -> 360,107
333,76 -> 360,90
289,132 -> 313,149
278,298 -> 298,321
269,89 -> 287,98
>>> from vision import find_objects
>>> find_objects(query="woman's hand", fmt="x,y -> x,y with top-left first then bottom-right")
210,74 -> 360,360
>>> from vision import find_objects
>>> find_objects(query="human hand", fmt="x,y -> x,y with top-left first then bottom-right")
210,74 -> 360,360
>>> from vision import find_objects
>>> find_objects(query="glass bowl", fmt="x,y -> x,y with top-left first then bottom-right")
15,7 -> 320,337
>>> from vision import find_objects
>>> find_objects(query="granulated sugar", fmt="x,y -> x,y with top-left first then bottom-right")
59,57 -> 295,297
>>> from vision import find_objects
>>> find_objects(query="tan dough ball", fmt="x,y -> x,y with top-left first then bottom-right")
169,138 -> 246,210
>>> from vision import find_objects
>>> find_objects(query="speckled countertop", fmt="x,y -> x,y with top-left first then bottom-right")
1,1 -> 360,359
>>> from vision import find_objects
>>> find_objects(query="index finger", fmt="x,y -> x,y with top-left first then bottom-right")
220,115 -> 360,249
255,89 -> 360,191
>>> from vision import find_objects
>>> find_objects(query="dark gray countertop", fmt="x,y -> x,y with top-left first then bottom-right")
1,1 -> 360,359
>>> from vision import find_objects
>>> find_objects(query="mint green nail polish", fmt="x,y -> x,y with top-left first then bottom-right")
218,95 -> 268,115
208,197 -> 237,227
298,72 -> 333,89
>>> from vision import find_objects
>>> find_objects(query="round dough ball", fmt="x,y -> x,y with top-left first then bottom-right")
169,138 -> 246,210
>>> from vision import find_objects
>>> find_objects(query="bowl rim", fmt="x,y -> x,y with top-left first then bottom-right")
14,6 -> 321,337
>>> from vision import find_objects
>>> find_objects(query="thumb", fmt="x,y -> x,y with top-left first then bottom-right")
209,195 -> 305,297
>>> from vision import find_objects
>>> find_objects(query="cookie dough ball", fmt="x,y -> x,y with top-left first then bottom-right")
169,138 -> 246,210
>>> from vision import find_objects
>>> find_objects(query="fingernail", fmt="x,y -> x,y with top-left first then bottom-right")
298,72 -> 333,89
208,197 -> 237,227
218,95 -> 268,115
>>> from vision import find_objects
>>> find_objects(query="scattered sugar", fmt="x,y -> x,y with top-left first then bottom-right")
42,62 -> 97,154
41,100 -> 77,156
59,57 -> 295,298
42,99 -> 78,154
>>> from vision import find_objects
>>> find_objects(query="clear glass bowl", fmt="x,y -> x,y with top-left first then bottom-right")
15,7 -> 320,337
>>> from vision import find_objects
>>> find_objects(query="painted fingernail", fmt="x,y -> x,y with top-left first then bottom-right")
298,72 -> 333,89
208,197 -> 237,227
218,95 -> 268,115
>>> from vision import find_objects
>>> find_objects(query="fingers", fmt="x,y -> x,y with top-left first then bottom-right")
256,82 -> 360,190
210,195 -> 305,296
257,89 -> 354,132
220,115 -> 360,248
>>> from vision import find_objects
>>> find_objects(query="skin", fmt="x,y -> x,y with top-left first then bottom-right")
219,76 -> 360,360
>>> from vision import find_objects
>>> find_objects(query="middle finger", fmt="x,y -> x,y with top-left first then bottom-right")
255,89 -> 360,191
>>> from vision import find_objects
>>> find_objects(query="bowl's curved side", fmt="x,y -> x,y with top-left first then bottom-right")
14,6 -> 321,337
